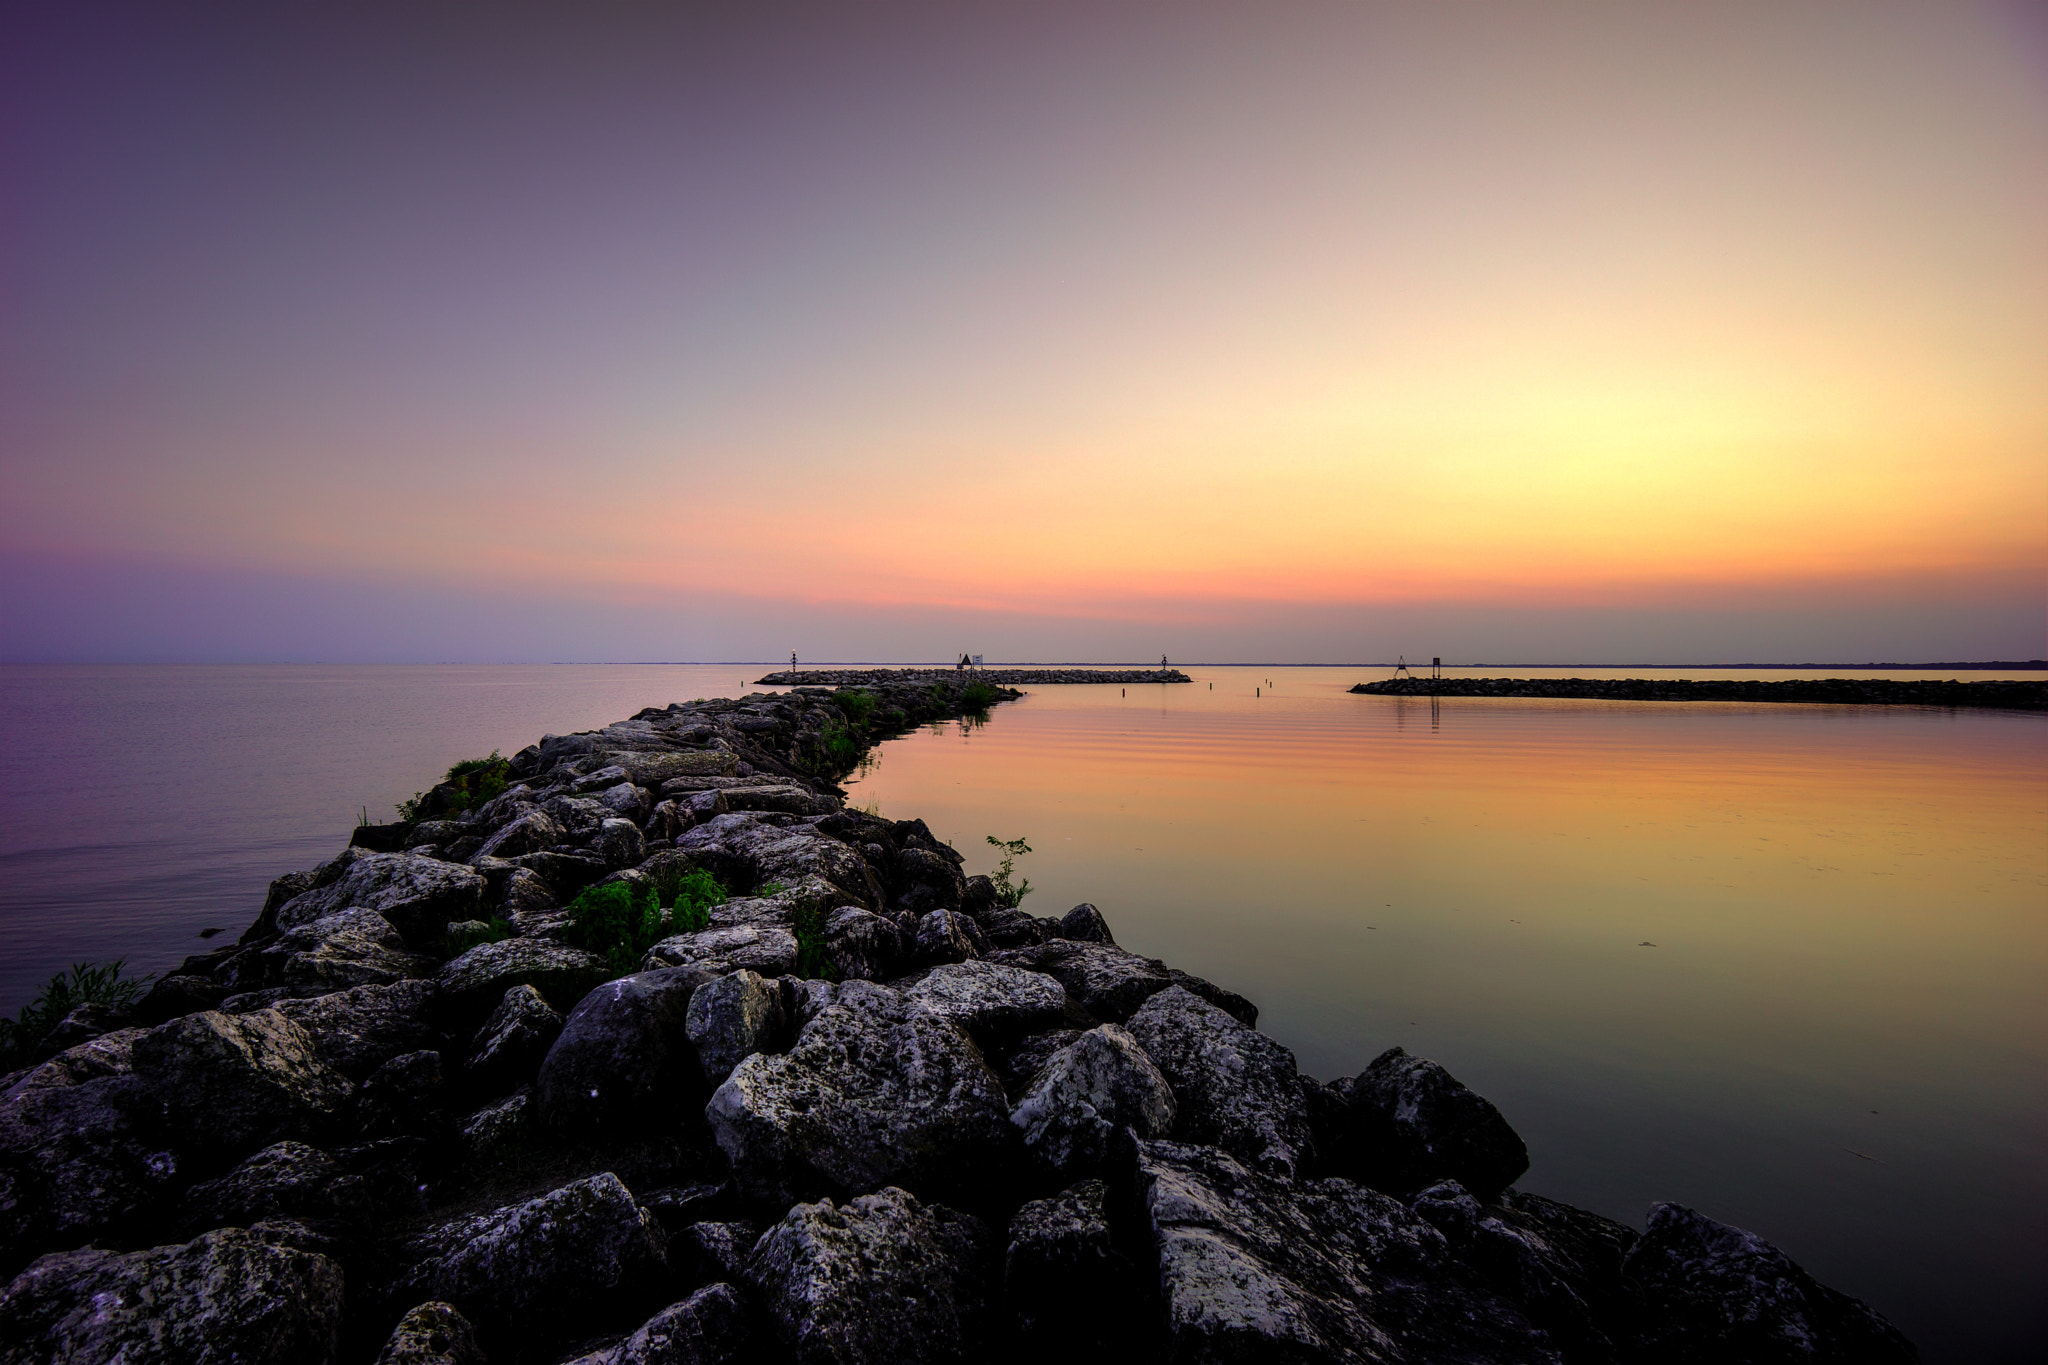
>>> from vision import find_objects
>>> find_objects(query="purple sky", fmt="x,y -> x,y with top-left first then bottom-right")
4,3 -> 2043,663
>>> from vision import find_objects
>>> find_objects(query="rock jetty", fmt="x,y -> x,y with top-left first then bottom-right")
757,667 -> 1191,686
1353,675 -> 2045,710
0,679 -> 1918,1364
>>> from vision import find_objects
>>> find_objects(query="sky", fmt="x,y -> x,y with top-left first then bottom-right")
3,2 -> 2044,664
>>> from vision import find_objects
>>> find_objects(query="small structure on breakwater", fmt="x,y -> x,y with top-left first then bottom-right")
759,666 -> 1193,686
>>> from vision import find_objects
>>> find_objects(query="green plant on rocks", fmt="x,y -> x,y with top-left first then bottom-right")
959,680 -> 1000,711
567,868 -> 732,976
650,865 -> 727,934
985,835 -> 1034,908
397,750 -> 512,823
0,958 -> 153,1067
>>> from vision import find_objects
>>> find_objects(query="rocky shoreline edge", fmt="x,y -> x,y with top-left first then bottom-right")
1,677 -> 1917,1364
757,667 -> 1192,686
1353,675 -> 2046,710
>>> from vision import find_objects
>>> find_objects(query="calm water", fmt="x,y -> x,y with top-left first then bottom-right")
2,663 -> 2043,1360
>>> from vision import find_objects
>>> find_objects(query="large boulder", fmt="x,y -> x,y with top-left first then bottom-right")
746,1186 -> 993,1365
1622,1203 -> 1918,1363
912,910 -> 984,966
1005,1179 -> 1142,1352
706,980 -> 1012,1206
382,1173 -> 668,1355
0,1227 -> 345,1365
567,1282 -> 754,1365
988,941 -> 1174,1022
676,812 -> 880,909
1129,1138 -> 1553,1365
465,984 -> 563,1095
820,907 -> 904,981
131,1009 -> 355,1154
1056,903 -> 1114,944
275,851 -> 486,945
904,960 -> 1068,1040
266,909 -> 437,992
684,970 -> 789,1084
0,1029 -> 177,1274
642,924 -> 798,978
275,980 -> 441,1080
1009,1024 -> 1176,1177
178,1140 -> 341,1233
375,1301 -> 486,1365
535,968 -> 715,1131
437,938 -> 607,1013
1325,1046 -> 1529,1200
1125,986 -> 1313,1178
474,809 -> 563,861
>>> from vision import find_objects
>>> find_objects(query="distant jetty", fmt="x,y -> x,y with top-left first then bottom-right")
1352,676 -> 2046,709
758,666 -> 1192,686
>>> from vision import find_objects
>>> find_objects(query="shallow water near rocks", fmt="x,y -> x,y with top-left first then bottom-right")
1,661 -> 2042,1361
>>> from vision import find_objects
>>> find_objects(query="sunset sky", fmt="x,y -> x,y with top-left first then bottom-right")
4,2 -> 2043,663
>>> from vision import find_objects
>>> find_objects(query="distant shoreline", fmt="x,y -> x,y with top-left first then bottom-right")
1352,676 -> 2047,710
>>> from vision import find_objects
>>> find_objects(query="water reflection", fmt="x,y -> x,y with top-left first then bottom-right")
849,666 -> 2047,1363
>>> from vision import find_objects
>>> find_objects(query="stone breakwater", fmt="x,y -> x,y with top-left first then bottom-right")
1354,675 -> 2047,710
0,679 -> 1918,1365
757,667 -> 1192,686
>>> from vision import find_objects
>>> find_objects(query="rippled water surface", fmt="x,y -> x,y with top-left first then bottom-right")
1,662 -> 2042,1361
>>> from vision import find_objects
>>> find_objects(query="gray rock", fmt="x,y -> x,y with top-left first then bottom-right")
975,909 -> 1054,950
685,970 -> 789,1084
995,1029 -> 1083,1100
913,909 -> 984,966
403,820 -> 466,849
599,783 -> 651,820
1009,1024 -> 1175,1176
270,909 -> 437,992
987,941 -> 1174,1022
0,1029 -> 177,1274
675,1221 -> 758,1284
573,764 -> 633,793
375,1300 -> 486,1365
591,1282 -> 754,1365
676,812 -> 879,910
384,1173 -> 667,1354
1623,1202 -> 1918,1363
707,980 -> 1012,1206
642,924 -> 798,977
275,851 -> 486,946
275,980 -> 440,1080
1327,1046 -> 1529,1200
1006,1179 -> 1138,1351
38,1002 -> 129,1052
820,907 -> 903,981
1165,968 -> 1259,1027
438,938 -> 607,1012
904,960 -> 1068,1041
474,809 -> 563,861
896,845 -> 968,908
131,1009 -> 355,1153
1411,1180 -> 1609,1354
466,984 -> 563,1094
535,968 -> 715,1132
722,783 -> 830,816
355,1050 -> 446,1136
1130,1138 -> 1554,1365
458,1090 -> 531,1163
133,974 -> 230,1023
178,1140 -> 340,1233
745,1186 -> 992,1365
1125,985 -> 1313,1178
598,817 -> 648,868
610,749 -> 737,785
0,1227 -> 344,1365
1056,903 -> 1114,944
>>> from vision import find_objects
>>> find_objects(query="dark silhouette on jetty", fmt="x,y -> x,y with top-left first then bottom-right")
1353,676 -> 2046,710
759,666 -> 1192,686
